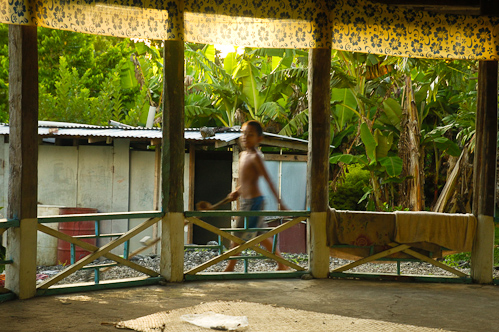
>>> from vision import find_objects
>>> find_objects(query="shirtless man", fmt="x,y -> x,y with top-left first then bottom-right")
224,120 -> 288,272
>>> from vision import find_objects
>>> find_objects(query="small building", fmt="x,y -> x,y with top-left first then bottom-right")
0,121 -> 309,265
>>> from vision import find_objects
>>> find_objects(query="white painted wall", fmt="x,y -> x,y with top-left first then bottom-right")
129,150 -> 156,253
38,145 -> 78,207
1,141 -> 163,263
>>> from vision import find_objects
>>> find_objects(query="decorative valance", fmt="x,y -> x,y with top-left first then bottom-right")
1,0 -> 498,60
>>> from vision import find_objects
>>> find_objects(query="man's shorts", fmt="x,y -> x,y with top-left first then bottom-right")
235,196 -> 265,241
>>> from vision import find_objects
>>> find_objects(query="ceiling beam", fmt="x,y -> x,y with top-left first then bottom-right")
480,0 -> 499,16
373,0 -> 481,15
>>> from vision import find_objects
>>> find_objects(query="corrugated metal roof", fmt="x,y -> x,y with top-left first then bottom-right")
0,122 -> 241,143
0,122 -> 321,149
0,122 -> 310,146
263,132 -> 308,145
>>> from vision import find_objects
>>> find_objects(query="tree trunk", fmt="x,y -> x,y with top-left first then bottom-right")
433,145 -> 472,213
398,76 -> 424,211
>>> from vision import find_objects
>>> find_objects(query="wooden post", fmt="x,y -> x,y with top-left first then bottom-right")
231,145 -> 239,212
160,3 -> 185,281
187,143 -> 195,243
471,60 -> 498,284
5,25 -> 39,299
307,47 -> 331,279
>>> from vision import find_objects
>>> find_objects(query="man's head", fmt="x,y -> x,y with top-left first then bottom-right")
242,120 -> 263,136
240,120 -> 264,150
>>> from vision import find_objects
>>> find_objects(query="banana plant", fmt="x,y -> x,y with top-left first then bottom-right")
329,50 -> 405,210
118,41 -> 163,126
330,122 -> 404,210
185,43 -> 243,127
225,48 -> 309,133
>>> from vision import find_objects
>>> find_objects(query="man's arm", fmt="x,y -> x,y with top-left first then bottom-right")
228,187 -> 240,201
254,152 -> 288,210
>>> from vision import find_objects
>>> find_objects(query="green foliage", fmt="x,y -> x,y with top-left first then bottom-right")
0,24 -> 8,122
330,164 -> 371,211
376,202 -> 409,212
39,57 -> 133,125
0,24 -> 482,212
38,28 -> 95,94
378,156 -> 403,178
443,252 -> 472,267
444,232 -> 499,268
0,25 -> 139,125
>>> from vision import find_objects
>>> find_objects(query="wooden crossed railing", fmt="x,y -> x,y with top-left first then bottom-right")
184,211 -> 310,275
36,212 -> 162,290
1,210 -> 310,291
332,242 -> 467,277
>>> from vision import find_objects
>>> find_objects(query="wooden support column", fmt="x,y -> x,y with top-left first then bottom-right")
231,145 -> 239,213
187,143 -> 195,243
307,47 -> 331,279
160,3 -> 185,281
471,60 -> 498,284
5,25 -> 39,299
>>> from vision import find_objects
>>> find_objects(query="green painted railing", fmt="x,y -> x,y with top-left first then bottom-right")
185,210 -> 310,217
35,211 -> 163,291
185,211 -> 310,277
0,219 -> 19,228
38,211 -> 163,223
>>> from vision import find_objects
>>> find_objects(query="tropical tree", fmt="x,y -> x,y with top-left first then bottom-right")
404,58 -> 474,210
329,51 -> 405,210
182,45 -> 309,133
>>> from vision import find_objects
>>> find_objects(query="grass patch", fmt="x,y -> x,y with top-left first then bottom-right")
443,232 -> 499,267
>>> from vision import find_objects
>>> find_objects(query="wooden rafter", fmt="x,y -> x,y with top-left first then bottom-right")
372,0 -> 481,15
37,216 -> 161,289
185,216 -> 307,275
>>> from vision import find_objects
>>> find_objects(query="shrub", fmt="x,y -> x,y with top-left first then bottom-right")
329,164 -> 371,211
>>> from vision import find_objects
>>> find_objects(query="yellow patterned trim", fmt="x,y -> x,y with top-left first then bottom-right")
1,0 -> 498,60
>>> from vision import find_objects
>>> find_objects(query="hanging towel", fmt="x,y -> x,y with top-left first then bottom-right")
394,211 -> 476,252
328,209 -> 396,247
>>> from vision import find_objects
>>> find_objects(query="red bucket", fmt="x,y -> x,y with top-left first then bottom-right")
57,208 -> 98,265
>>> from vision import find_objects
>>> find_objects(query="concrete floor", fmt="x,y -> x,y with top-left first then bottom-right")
1,278 -> 498,332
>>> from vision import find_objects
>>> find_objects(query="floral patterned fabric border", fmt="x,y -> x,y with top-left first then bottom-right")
331,0 -> 499,60
1,0 -> 498,60
184,0 -> 332,49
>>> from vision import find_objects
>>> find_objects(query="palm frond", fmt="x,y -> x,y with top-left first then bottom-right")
278,110 -> 309,137
265,67 -> 308,87
257,102 -> 286,121
330,62 -> 357,89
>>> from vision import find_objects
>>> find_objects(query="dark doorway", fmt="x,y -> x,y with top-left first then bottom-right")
193,150 -> 232,245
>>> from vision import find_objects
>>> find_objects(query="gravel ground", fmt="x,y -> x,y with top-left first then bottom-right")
35,248 -> 498,286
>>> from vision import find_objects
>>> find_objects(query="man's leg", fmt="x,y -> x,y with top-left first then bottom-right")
261,238 -> 288,270
223,241 -> 239,272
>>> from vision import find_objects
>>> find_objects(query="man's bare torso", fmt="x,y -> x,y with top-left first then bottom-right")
238,149 -> 263,199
